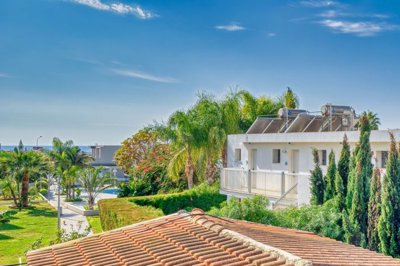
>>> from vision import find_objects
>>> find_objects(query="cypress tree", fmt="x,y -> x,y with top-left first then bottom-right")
324,150 -> 337,202
346,145 -> 359,211
310,148 -> 324,205
349,115 -> 372,247
338,134 -> 351,196
335,170 -> 345,211
378,133 -> 400,256
368,168 -> 381,251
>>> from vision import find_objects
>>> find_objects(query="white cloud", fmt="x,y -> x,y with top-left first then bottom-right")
112,69 -> 178,83
318,10 -> 339,18
0,73 -> 11,78
71,0 -> 155,19
319,19 -> 398,36
267,32 -> 276,37
132,6 -> 154,19
300,0 -> 339,8
215,23 -> 246,32
72,0 -> 110,10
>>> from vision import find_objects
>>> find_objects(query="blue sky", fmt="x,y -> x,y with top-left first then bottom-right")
1,0 -> 400,145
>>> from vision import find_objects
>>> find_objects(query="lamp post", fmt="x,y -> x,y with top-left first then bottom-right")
57,175 -> 61,230
36,136 -> 43,148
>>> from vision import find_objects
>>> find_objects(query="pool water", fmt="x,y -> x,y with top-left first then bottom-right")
102,188 -> 120,195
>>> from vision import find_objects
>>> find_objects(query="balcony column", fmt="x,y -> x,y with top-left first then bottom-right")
247,169 -> 251,194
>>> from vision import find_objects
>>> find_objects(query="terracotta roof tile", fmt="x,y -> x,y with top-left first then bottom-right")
28,209 -> 399,266
27,210 -> 300,266
216,218 -> 400,266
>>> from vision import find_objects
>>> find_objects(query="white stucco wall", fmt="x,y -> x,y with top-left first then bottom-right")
225,129 -> 400,205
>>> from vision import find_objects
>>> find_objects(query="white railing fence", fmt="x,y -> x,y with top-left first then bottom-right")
220,168 -> 311,208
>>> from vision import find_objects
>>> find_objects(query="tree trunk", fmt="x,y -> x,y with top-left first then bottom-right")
21,171 -> 30,207
222,143 -> 228,168
8,185 -> 19,210
185,148 -> 194,189
206,156 -> 217,185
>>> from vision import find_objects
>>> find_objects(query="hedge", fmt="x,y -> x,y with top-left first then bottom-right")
98,198 -> 163,231
98,184 -> 226,230
129,183 -> 226,214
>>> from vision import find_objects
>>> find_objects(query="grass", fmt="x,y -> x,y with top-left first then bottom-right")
87,216 -> 103,234
0,201 -> 58,265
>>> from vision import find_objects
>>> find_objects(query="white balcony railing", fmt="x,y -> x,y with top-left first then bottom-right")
220,168 -> 311,208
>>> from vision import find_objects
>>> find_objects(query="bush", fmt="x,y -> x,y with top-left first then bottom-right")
274,198 -> 344,240
129,183 -> 226,214
209,195 -> 344,241
98,198 -> 163,231
39,188 -> 48,196
209,196 -> 277,225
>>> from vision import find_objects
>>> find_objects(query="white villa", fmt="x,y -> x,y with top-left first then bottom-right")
90,144 -> 128,182
221,104 -> 398,209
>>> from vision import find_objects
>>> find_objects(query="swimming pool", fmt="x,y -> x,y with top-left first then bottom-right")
102,188 -> 121,195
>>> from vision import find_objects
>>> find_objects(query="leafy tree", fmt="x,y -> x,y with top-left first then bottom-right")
324,150 -> 337,202
238,90 -> 283,132
78,167 -> 116,210
281,87 -> 299,109
114,130 -> 162,175
368,168 -> 381,251
349,115 -> 372,247
338,134 -> 350,197
310,149 -> 324,205
378,133 -> 400,256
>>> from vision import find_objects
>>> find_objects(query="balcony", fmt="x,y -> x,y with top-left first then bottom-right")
220,168 -> 311,208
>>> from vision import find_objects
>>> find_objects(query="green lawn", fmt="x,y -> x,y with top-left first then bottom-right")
87,215 -> 103,234
0,202 -> 58,265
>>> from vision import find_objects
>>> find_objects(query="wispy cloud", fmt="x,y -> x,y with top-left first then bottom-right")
112,69 -> 178,83
215,23 -> 246,32
267,32 -> 276,37
319,20 -> 398,36
0,73 -> 11,78
300,0 -> 339,8
70,0 -> 155,19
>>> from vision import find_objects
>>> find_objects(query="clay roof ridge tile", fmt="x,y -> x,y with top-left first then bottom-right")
188,209 -> 312,266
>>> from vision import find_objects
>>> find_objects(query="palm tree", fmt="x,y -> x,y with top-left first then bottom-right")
0,148 -> 50,209
364,111 -> 380,130
78,167 -> 116,210
50,138 -> 92,200
167,110 -> 200,189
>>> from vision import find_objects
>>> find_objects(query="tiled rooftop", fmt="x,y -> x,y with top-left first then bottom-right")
27,209 -> 303,266
217,219 -> 400,266
27,209 -> 400,266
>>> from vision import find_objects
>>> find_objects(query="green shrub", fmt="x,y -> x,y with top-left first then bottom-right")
129,183 -> 226,214
98,198 -> 163,231
274,198 -> 344,240
209,196 -> 277,225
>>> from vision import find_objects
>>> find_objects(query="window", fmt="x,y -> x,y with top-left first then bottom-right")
273,149 -> 281,164
381,151 -> 388,168
234,148 -> 241,161
320,150 -> 327,166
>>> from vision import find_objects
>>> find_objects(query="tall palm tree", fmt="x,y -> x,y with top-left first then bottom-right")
78,167 -> 116,210
50,138 -> 92,200
167,110 -> 200,189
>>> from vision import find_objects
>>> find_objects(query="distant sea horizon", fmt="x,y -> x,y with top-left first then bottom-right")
0,145 -> 92,153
